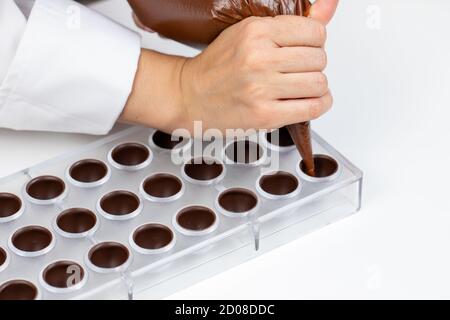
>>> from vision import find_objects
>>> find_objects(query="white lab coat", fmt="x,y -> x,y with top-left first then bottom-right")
0,0 -> 141,134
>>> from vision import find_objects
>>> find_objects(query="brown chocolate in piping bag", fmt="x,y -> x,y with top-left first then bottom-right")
129,0 -> 315,175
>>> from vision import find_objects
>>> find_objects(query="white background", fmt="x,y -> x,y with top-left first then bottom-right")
1,0 -> 449,299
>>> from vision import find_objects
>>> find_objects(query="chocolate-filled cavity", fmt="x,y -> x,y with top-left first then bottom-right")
111,143 -> 150,167
152,131 -> 184,150
0,193 -> 22,218
176,206 -> 217,232
26,176 -> 65,201
0,247 -> 6,267
42,261 -> 85,289
266,127 -> 295,147
184,158 -> 223,182
225,140 -> 263,164
69,159 -> 108,183
56,208 -> 97,235
300,155 -> 339,178
0,280 -> 38,300
133,224 -> 174,250
218,188 -> 258,214
88,242 -> 130,269
143,174 -> 182,198
259,172 -> 299,196
11,226 -> 53,253
100,191 -> 140,216
287,122 -> 315,176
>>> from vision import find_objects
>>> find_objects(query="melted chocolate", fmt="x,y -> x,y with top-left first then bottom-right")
259,171 -> 299,196
287,122 -> 315,176
143,174 -> 182,198
128,0 -> 311,45
218,188 -> 258,213
177,206 -> 216,231
42,261 -> 85,289
26,176 -> 65,201
225,140 -> 263,164
88,242 -> 130,269
11,226 -> 53,253
300,154 -> 338,178
184,158 -> 223,181
0,247 -> 6,267
0,193 -> 22,218
266,127 -> 295,147
69,159 -> 108,183
111,143 -> 150,167
0,280 -> 38,300
152,131 -> 184,150
133,224 -> 174,250
56,208 -> 97,234
100,191 -> 140,216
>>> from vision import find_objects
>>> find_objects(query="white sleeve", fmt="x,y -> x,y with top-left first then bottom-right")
0,0 -> 141,135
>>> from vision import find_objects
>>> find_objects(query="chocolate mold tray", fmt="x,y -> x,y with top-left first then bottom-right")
0,126 -> 362,300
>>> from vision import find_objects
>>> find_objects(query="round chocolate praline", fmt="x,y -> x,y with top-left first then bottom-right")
11,226 -> 53,253
259,172 -> 299,196
0,193 -> 22,219
88,242 -> 130,270
225,140 -> 264,164
0,280 -> 38,300
266,127 -> 295,147
218,188 -> 258,214
42,260 -> 85,289
56,208 -> 97,235
69,159 -> 108,183
142,174 -> 182,198
300,154 -> 339,178
26,176 -> 65,201
176,206 -> 217,232
111,143 -> 150,167
99,191 -> 140,216
133,224 -> 174,250
184,158 -> 224,182
152,131 -> 184,150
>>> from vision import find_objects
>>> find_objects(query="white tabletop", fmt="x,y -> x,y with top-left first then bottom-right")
1,0 -> 449,299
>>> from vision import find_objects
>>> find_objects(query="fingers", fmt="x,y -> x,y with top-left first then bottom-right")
309,0 -> 340,25
272,47 -> 327,73
270,72 -> 328,99
270,91 -> 333,126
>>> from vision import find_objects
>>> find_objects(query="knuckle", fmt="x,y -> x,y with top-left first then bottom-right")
308,99 -> 325,120
314,23 -> 327,44
316,50 -> 328,70
314,73 -> 328,92
242,17 -> 269,39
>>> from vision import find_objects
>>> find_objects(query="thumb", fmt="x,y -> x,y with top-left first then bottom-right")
308,0 -> 339,25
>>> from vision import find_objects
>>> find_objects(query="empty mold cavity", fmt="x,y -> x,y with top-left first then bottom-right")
265,127 -> 295,149
151,130 -> 185,150
55,208 -> 98,237
174,206 -> 218,236
298,154 -> 340,181
109,142 -> 151,170
68,159 -> 109,187
141,173 -> 183,201
40,260 -> 86,292
183,157 -> 225,185
25,176 -> 66,204
0,193 -> 23,222
98,190 -> 142,220
258,171 -> 300,199
0,280 -> 38,300
217,188 -> 259,217
87,242 -> 131,273
224,140 -> 264,165
131,223 -> 175,254
10,226 -> 54,257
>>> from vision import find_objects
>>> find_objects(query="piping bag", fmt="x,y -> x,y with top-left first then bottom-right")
128,0 -> 316,176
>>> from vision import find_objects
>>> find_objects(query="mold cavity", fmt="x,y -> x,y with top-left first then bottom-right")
0,193 -> 22,218
183,158 -> 223,182
42,261 -> 85,289
218,188 -> 258,214
0,247 -> 6,267
69,159 -> 108,183
88,242 -> 130,269
133,224 -> 174,250
26,176 -> 65,201
142,174 -> 182,199
11,226 -> 53,253
176,206 -> 217,232
0,280 -> 38,300
100,191 -> 140,216
111,143 -> 150,167
56,208 -> 97,235
266,127 -> 294,147
259,171 -> 299,196
152,130 -> 184,150
300,154 -> 338,178
225,140 -> 263,164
